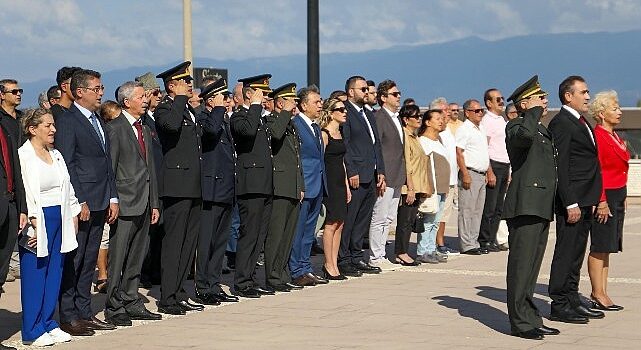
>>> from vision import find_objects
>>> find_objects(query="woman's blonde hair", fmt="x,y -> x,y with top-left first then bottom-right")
589,90 -> 618,123
21,107 -> 52,140
318,98 -> 344,129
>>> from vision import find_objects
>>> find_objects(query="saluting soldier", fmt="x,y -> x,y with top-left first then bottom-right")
194,79 -> 239,305
154,61 -> 204,315
264,83 -> 305,292
503,76 -> 559,340
230,74 -> 275,298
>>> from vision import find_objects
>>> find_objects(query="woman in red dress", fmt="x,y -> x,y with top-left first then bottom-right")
588,90 -> 629,311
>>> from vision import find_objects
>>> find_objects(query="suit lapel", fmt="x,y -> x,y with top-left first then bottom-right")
72,105 -> 105,153
563,108 -> 595,150
120,115 -> 146,162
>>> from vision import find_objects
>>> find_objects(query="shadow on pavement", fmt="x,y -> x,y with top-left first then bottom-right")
475,285 -> 550,318
0,308 -> 21,343
432,295 -> 511,334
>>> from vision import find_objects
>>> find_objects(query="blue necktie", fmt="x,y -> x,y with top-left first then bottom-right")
90,113 -> 105,150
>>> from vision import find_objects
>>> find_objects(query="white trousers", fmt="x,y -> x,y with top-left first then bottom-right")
368,186 -> 401,261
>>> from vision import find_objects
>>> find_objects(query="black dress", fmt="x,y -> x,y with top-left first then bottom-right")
322,129 -> 347,222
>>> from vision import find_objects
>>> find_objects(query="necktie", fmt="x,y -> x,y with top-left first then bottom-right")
90,113 -> 106,150
579,115 -> 587,125
0,127 -> 13,192
134,120 -> 147,161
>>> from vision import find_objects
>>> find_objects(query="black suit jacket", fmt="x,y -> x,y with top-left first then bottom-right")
230,104 -> 273,196
342,101 -> 385,183
106,114 -> 160,216
0,121 -> 27,225
142,111 -> 164,197
197,106 -> 235,204
266,110 -> 304,200
548,107 -> 602,209
503,107 -> 557,221
55,104 -> 117,211
154,95 -> 202,199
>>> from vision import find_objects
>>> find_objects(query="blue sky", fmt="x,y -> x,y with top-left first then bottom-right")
1,0 -> 641,83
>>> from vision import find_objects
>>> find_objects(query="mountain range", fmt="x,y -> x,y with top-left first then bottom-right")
20,29 -> 641,107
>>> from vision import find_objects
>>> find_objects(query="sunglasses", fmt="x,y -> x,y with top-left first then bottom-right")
151,89 -> 161,96
466,108 -> 484,114
406,114 -> 421,119
354,87 -> 368,93
494,96 -> 504,102
386,91 -> 402,97
332,107 -> 346,113
4,88 -> 23,95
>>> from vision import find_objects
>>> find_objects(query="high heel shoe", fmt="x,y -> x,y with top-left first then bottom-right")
395,256 -> 421,266
323,266 -> 348,280
590,295 -> 624,311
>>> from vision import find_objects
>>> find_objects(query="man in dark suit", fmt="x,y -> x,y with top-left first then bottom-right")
154,61 -> 204,315
503,76 -> 559,340
548,75 -> 605,323
194,79 -> 239,305
290,85 -> 328,287
55,69 -> 119,335
0,112 -> 27,297
136,72 -> 165,288
103,81 -> 161,326
339,75 -> 386,276
264,83 -> 305,291
230,74 -> 274,298
369,79 -> 405,268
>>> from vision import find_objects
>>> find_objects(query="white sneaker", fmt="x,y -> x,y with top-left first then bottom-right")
48,327 -> 72,343
23,332 -> 55,346
370,259 -> 397,271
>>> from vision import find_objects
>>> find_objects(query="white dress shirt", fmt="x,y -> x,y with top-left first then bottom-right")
455,119 -> 490,172
74,101 -> 105,142
350,101 -> 375,144
122,110 -> 141,140
563,105 -> 595,145
383,107 -> 403,144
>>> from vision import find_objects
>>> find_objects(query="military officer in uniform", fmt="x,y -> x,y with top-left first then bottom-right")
503,76 -> 559,340
264,83 -> 305,292
154,62 -> 204,314
194,79 -> 240,304
230,74 -> 275,298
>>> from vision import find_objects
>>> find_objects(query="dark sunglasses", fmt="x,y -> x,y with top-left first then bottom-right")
332,107 -> 346,113
386,91 -> 402,97
466,108 -> 484,114
5,88 -> 23,95
354,87 -> 368,93
494,96 -> 504,102
406,114 -> 421,119
152,89 -> 161,96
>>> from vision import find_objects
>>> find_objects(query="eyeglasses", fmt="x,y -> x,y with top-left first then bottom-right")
466,108 -> 484,114
80,85 -> 105,94
332,107 -> 346,113
4,88 -> 23,95
386,92 -> 402,97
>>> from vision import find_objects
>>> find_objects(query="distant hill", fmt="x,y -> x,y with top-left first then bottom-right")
21,30 -> 641,107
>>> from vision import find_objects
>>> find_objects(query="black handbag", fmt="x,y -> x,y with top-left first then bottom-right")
413,212 -> 425,233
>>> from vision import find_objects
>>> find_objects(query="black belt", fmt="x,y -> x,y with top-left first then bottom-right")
466,167 -> 486,176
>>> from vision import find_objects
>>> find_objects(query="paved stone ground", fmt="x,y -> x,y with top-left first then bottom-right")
2,204 -> 640,349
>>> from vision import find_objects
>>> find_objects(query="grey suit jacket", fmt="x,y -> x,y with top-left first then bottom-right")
106,113 -> 160,217
374,108 -> 406,188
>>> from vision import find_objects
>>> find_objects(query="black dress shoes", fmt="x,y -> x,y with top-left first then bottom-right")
106,313 -> 132,327
269,284 -> 292,292
338,264 -> 363,277
85,316 -> 116,330
234,288 -> 261,298
178,300 -> 205,311
211,291 -> 240,302
512,329 -> 544,340
461,248 -> 482,255
549,308 -> 589,324
127,307 -> 162,320
479,247 -> 490,254
574,304 -> 605,319
535,325 -> 560,335
60,320 -> 95,336
194,291 -> 222,305
158,304 -> 186,315
284,282 -> 304,290
353,261 -> 381,274
484,243 -> 500,252
323,267 -> 348,280
293,274 -> 316,287
307,273 -> 329,284
254,286 -> 276,295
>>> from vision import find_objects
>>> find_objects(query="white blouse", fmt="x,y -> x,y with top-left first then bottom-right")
38,159 -> 62,207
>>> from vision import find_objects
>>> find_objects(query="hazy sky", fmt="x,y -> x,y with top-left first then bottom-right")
1,0 -> 640,82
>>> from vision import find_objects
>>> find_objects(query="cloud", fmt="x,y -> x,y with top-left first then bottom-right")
1,0 -> 640,83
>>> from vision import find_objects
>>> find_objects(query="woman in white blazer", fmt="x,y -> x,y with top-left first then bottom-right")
18,108 -> 80,346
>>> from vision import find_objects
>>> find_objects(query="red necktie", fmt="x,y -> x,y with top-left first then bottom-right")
0,127 -> 13,192
579,115 -> 587,125
134,120 -> 147,161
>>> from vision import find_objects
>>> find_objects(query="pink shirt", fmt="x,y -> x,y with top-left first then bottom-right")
480,111 -> 509,164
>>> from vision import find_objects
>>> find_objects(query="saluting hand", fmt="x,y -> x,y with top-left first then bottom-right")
250,88 -> 264,104
174,80 -> 190,96
282,97 -> 296,112
210,94 -> 225,108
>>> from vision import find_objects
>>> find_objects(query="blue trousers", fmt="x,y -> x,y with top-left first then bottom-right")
20,206 -> 64,342
289,195 -> 322,279
226,203 -> 239,253
417,194 -> 446,256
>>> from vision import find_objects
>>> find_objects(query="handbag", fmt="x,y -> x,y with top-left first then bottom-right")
413,212 -> 425,233
418,153 -> 439,214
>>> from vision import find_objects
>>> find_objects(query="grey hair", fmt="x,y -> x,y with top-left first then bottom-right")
117,81 -> 143,106
297,84 -> 321,105
463,99 -> 480,110
589,90 -> 618,123
429,97 -> 448,110
38,91 -> 49,108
